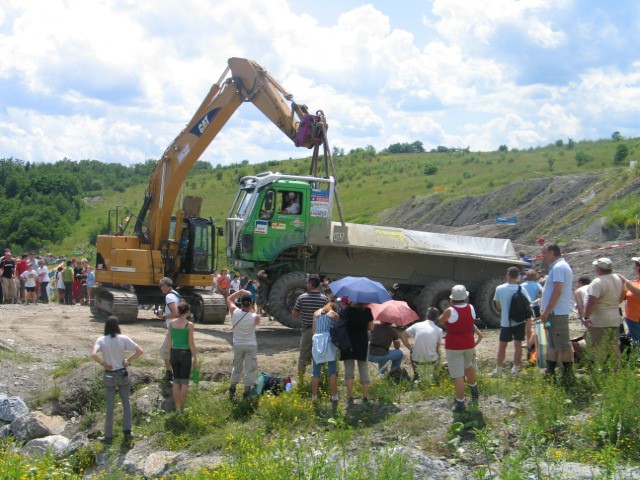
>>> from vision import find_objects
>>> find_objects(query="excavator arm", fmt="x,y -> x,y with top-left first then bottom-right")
137,57 -> 324,249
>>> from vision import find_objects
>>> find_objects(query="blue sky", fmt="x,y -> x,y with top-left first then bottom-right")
1,0 -> 640,166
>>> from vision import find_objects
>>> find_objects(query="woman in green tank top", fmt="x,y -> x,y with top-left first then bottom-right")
167,303 -> 198,411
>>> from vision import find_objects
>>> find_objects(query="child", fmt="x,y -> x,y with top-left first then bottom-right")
20,264 -> 39,304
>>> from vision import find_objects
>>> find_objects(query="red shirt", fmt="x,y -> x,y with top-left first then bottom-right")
444,304 -> 476,350
16,260 -> 29,276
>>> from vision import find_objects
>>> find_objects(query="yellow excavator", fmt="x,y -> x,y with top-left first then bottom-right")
92,57 -> 327,323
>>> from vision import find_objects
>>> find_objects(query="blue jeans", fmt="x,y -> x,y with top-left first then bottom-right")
624,318 -> 640,346
368,349 -> 404,373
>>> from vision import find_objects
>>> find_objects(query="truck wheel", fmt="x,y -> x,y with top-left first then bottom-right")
415,279 -> 458,319
269,271 -> 307,329
474,278 -> 502,328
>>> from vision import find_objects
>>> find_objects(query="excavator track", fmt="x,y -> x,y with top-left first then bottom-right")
185,290 -> 227,324
90,286 -> 140,324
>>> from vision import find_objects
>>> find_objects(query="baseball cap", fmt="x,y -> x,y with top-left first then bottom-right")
632,257 -> 640,264
450,285 -> 469,301
592,257 -> 613,269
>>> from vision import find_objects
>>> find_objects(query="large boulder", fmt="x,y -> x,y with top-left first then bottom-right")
0,395 -> 29,422
22,434 -> 70,458
11,411 -> 66,441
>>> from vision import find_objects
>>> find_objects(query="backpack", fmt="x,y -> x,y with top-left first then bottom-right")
508,285 -> 531,325
329,312 -> 352,352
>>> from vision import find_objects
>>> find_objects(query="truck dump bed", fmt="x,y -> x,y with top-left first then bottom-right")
329,222 -> 521,265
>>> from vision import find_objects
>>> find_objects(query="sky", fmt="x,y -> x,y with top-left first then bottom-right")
1,0 -> 640,166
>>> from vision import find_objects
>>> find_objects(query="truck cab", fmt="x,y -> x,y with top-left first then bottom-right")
226,172 -> 335,274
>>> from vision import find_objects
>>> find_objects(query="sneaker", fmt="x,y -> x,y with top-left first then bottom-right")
511,364 -> 521,375
97,436 -> 112,445
490,367 -> 503,377
228,386 -> 236,399
452,399 -> 466,413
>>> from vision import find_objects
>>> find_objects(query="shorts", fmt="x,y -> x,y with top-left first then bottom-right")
531,305 -> 540,317
499,322 -> 526,342
297,327 -> 314,370
343,359 -> 371,384
26,286 -> 36,293
159,331 -> 170,361
587,326 -> 619,349
445,348 -> 476,378
170,348 -> 192,384
312,360 -> 337,377
546,314 -> 571,351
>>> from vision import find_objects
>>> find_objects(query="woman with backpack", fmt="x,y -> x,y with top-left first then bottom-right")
311,302 -> 339,407
340,301 -> 374,406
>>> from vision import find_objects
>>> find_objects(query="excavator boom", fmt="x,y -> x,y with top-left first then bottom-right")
142,57 -> 318,249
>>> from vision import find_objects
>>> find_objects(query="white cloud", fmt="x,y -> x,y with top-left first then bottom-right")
0,0 -> 639,166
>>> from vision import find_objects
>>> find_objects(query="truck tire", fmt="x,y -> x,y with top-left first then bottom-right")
415,279 -> 458,319
268,271 -> 307,329
474,277 -> 502,328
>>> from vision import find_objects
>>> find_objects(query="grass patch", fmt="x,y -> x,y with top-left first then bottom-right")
53,357 -> 88,378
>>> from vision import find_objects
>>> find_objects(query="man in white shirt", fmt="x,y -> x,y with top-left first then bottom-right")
37,260 -> 49,303
157,277 -> 181,382
281,192 -> 300,214
584,258 -> 624,362
405,307 -> 442,363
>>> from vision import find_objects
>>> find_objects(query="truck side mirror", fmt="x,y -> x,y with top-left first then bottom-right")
217,227 -> 224,237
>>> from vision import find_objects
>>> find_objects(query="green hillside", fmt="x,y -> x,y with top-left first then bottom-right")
3,135 -> 639,263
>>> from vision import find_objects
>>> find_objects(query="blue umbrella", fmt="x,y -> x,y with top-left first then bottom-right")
328,276 -> 392,304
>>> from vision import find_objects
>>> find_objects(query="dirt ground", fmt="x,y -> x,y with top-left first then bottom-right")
0,301 -> 590,406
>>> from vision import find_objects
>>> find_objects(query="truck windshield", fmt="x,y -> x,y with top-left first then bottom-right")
232,188 -> 255,219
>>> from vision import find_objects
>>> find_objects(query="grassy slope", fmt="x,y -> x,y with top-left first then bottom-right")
51,137 -> 640,262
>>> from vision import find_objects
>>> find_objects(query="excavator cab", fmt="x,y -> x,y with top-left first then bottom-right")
168,217 -> 216,278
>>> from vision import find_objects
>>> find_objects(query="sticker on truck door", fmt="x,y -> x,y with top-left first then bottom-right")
255,220 -> 268,234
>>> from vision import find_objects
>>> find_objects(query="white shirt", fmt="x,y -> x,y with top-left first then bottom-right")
405,320 -> 443,363
587,274 -> 623,327
284,202 -> 300,214
231,308 -> 259,347
164,291 -> 180,328
20,269 -> 38,288
94,334 -> 138,370
37,266 -> 49,283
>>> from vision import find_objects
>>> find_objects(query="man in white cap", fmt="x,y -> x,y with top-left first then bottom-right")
583,257 -> 624,361
281,192 -> 300,214
437,284 -> 480,413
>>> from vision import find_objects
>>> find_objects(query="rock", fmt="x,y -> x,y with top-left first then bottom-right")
121,439 -> 182,477
0,395 -> 29,421
11,411 -> 66,441
22,434 -> 69,458
65,432 -> 90,456
0,423 -> 12,438
132,385 -> 165,420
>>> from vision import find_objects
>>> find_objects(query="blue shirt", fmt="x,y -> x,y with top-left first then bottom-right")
494,283 -> 531,328
540,257 -> 574,315
522,280 -> 542,304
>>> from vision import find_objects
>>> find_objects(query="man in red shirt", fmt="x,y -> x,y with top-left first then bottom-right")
16,254 -> 29,303
438,285 -> 481,413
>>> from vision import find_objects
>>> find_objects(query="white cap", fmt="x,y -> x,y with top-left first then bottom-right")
592,257 -> 613,269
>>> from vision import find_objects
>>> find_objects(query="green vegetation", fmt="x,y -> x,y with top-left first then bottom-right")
3,352 -> 639,478
5,135 -> 640,261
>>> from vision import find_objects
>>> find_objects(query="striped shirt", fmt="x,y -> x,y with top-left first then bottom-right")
293,291 -> 327,330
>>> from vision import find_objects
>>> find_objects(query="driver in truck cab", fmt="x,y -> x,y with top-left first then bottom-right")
281,192 -> 300,215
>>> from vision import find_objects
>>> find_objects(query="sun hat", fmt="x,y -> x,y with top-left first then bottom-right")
450,285 -> 469,301
592,258 -> 613,269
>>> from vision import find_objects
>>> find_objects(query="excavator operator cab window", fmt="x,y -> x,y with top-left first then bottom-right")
280,191 -> 300,215
189,220 -> 213,274
259,189 -> 275,220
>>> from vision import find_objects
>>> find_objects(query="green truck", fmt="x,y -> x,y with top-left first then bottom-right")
226,171 -> 523,329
